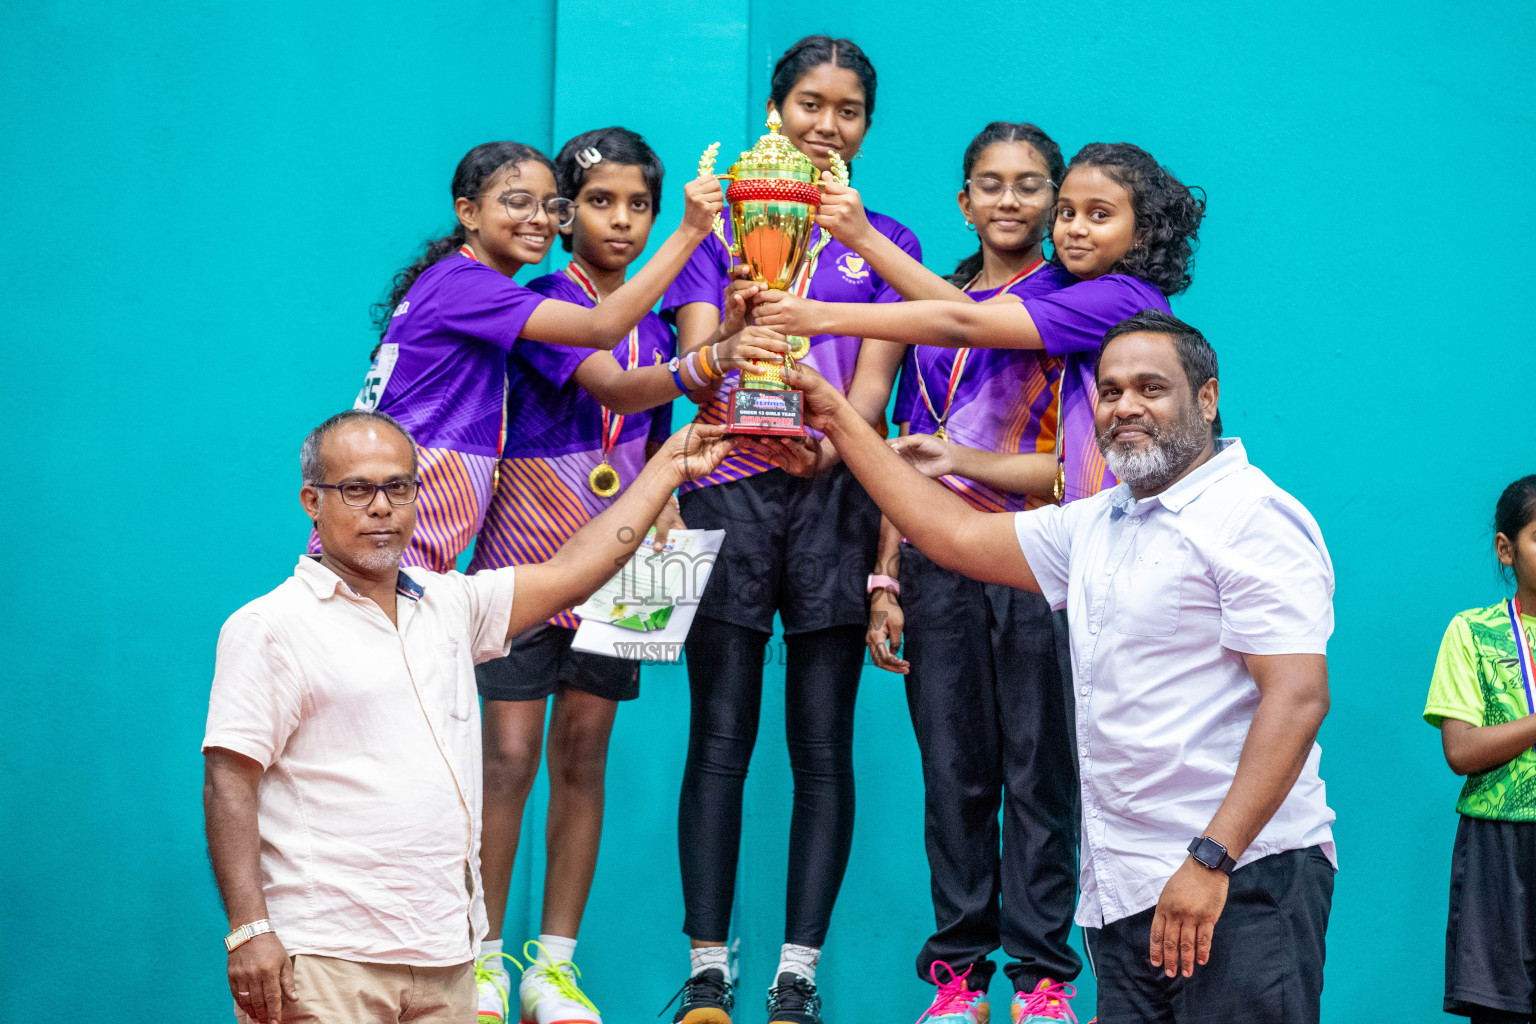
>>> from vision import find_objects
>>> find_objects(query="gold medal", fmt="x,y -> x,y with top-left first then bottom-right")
589,462 -> 621,497
788,335 -> 811,361
1052,463 -> 1065,502
934,424 -> 948,442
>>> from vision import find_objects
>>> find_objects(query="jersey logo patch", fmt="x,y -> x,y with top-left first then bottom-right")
837,253 -> 869,283
391,300 -> 410,318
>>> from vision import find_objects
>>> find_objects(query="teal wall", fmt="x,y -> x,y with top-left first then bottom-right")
4,1 -> 1534,1020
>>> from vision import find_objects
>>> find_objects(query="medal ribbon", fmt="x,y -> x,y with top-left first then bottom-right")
563,263 -> 639,466
1506,598 -> 1536,733
917,257 -> 1047,437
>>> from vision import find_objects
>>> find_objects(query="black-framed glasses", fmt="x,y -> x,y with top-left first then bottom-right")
312,479 -> 421,507
965,175 -> 1056,203
482,191 -> 576,228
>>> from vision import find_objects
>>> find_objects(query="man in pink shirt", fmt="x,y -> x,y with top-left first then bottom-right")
203,409 -> 737,1024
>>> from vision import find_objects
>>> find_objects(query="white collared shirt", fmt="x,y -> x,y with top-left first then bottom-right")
1014,438 -> 1337,927
202,556 -> 516,965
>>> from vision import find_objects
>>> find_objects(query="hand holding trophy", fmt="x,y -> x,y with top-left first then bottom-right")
700,111 -> 848,436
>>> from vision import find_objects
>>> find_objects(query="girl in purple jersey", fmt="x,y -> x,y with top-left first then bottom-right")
864,123 -> 1085,1024
336,141 -> 724,574
756,142 -> 1205,503
661,36 -> 920,1024
464,128 -> 784,1024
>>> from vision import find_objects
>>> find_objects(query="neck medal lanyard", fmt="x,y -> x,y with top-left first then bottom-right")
918,258 -> 1046,442
564,263 -> 639,497
1507,597 -> 1536,741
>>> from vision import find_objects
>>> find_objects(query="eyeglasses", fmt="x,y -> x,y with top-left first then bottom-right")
965,175 -> 1056,204
482,191 -> 577,228
311,479 -> 421,507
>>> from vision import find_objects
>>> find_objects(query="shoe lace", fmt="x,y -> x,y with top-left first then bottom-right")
918,961 -> 983,1023
523,940 -> 600,1016
1017,979 -> 1077,1023
766,973 -> 822,1018
657,969 -> 735,1018
475,951 -> 524,1019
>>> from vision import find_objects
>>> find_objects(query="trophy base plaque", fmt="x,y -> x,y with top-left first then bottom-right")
726,387 -> 806,437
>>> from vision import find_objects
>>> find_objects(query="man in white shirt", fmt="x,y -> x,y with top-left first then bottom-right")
203,410 -> 738,1024
760,310 -> 1336,1024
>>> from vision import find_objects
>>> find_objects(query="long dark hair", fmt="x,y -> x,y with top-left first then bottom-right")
1060,142 -> 1205,296
1496,475 -> 1536,584
948,122 -> 1065,285
370,141 -> 555,337
553,127 -> 664,253
770,35 -> 878,123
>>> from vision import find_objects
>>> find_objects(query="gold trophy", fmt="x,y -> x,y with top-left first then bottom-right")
700,111 -> 848,436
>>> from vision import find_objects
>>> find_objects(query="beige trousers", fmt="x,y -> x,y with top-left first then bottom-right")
233,955 -> 475,1024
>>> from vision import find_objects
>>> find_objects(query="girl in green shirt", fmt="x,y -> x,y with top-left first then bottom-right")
1424,474 -> 1536,1022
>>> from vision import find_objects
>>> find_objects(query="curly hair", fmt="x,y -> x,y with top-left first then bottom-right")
370,141 -> 555,337
1063,142 -> 1205,296
948,121 -> 1065,285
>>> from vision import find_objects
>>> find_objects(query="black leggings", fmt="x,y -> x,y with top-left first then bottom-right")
678,615 -> 864,947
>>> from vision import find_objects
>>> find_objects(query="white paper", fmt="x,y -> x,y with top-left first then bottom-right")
571,529 -> 725,661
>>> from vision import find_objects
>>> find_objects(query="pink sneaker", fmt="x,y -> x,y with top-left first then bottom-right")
1010,978 -> 1077,1023
916,962 -> 990,1024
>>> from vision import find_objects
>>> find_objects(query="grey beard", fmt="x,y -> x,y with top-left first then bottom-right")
353,543 -> 406,573
1098,409 -> 1209,492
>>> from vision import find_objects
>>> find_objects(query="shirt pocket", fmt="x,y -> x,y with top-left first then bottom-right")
435,640 -> 473,721
1110,543 -> 1188,637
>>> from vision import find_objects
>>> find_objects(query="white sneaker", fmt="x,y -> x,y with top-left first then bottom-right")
476,952 -> 517,1024
519,945 -> 601,1024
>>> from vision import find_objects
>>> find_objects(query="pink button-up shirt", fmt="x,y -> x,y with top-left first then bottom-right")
203,556 -> 515,965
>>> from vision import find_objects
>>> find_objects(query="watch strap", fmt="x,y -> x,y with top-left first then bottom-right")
1186,836 -> 1237,874
224,918 -> 273,952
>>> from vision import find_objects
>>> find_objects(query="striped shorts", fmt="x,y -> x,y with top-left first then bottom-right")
307,445 -> 497,574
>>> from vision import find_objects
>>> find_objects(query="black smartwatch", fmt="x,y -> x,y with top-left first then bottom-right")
1187,836 -> 1237,875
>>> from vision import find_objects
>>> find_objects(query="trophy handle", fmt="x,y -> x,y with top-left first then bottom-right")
699,141 -> 741,266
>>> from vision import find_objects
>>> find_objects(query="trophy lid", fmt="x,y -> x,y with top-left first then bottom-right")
730,110 -> 816,181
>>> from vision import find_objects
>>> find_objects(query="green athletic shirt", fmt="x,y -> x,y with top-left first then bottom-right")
1424,602 -> 1536,820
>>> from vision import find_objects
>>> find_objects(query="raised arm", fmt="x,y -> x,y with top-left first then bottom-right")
778,362 -> 1039,592
204,748 -> 297,1023
573,326 -> 789,415
1149,652 -> 1330,979
504,423 -> 739,636
755,290 -> 1044,351
814,178 -> 969,302
521,175 -> 725,349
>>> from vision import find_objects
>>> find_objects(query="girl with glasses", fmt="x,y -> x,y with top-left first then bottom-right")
329,140 -> 724,574
462,127 -> 785,1024
660,35 -> 920,1024
761,121 -> 1084,1024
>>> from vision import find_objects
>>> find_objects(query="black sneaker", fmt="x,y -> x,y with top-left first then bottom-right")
766,972 -> 822,1024
666,967 -> 735,1024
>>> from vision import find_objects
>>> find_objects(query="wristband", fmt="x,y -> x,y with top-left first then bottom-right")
669,357 -> 688,394
700,343 -> 720,379
224,918 -> 273,952
866,574 -> 900,596
683,351 -> 707,390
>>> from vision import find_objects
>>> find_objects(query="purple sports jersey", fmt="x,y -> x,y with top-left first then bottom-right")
1021,273 -> 1170,502
468,269 -> 676,627
662,209 -> 920,492
894,262 -> 1076,512
358,253 -> 547,457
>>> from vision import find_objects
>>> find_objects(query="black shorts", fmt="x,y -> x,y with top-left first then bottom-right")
1086,846 -> 1334,1024
475,623 -> 640,703
677,465 -> 880,636
1446,815 -> 1536,1018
